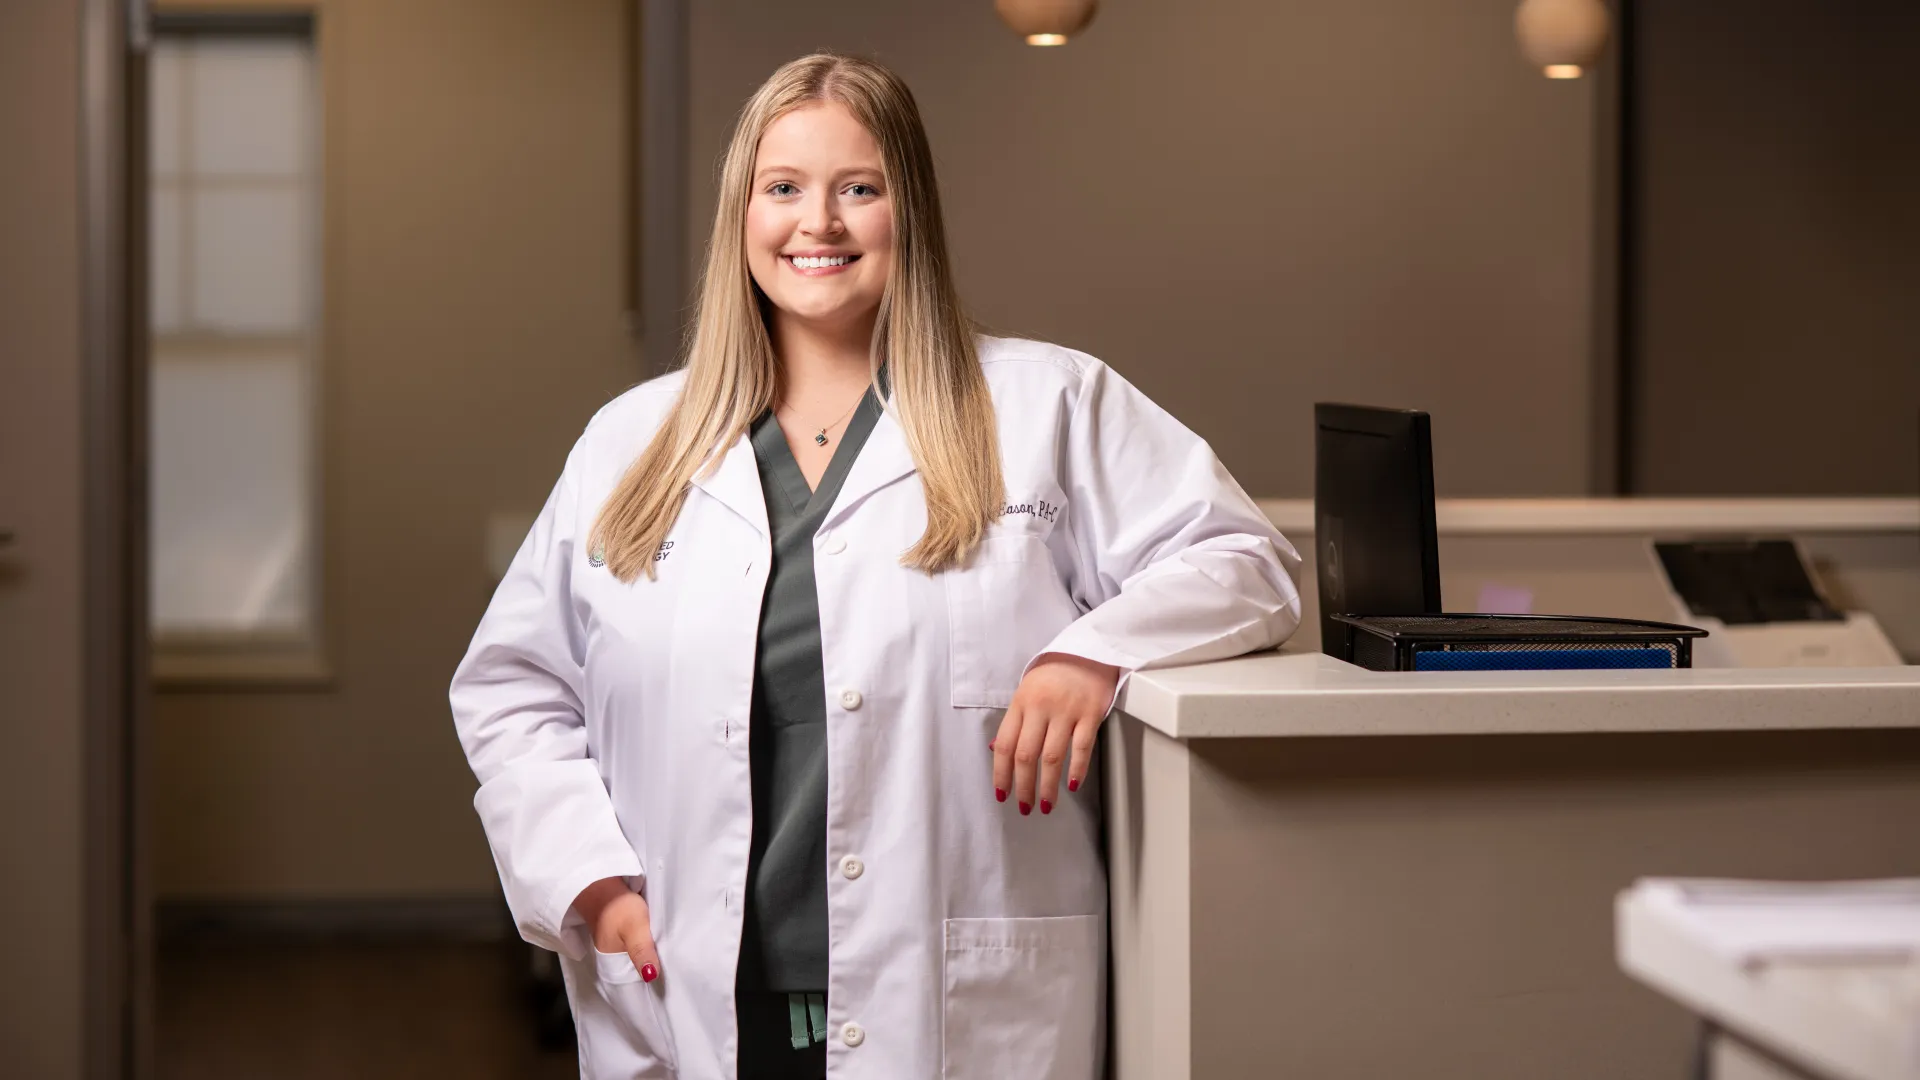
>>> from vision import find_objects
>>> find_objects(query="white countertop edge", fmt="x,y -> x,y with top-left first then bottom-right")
1117,650 -> 1920,739
1258,497 -> 1920,536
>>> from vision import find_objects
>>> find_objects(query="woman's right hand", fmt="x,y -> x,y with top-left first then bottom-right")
573,876 -> 661,983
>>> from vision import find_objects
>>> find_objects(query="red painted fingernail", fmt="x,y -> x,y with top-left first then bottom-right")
989,738 -> 996,750
1019,801 -> 1032,816
1068,778 -> 1080,793
641,963 -> 657,983
996,788 -> 1007,802
1040,799 -> 1053,814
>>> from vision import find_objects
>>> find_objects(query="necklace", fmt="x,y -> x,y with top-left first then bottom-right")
780,391 -> 864,447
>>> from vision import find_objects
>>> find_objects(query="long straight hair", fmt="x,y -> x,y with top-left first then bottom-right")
590,53 -> 1003,582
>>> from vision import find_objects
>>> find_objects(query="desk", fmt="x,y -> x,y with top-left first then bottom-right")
1617,887 -> 1920,1080
1104,646 -> 1920,1079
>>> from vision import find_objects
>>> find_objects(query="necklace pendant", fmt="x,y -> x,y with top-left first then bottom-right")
814,431 -> 829,447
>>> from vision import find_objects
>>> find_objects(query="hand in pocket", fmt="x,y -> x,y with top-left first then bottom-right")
574,876 -> 661,983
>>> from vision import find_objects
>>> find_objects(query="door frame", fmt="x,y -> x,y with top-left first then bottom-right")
80,0 -> 150,1076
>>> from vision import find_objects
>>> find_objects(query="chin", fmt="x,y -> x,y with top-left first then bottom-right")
772,294 -> 882,329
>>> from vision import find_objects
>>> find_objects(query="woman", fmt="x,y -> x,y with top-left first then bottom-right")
451,53 -> 1300,1080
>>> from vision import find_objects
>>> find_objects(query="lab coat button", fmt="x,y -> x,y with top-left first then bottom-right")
842,1022 -> 865,1047
840,855 -> 864,880
840,689 -> 863,710
820,534 -> 847,555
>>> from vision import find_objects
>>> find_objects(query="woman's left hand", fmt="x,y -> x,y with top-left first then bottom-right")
991,652 -> 1122,817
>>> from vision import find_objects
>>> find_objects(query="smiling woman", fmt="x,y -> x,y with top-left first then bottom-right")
450,52 -> 1303,1080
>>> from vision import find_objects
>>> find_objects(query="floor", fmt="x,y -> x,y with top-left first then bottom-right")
157,940 -> 580,1079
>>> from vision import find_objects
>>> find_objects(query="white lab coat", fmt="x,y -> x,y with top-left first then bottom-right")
450,336 -> 1301,1079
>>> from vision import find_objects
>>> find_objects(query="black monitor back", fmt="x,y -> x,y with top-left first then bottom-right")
1313,403 -> 1443,660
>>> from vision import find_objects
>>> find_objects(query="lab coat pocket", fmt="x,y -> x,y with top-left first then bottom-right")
941,914 -> 1103,1080
575,946 -> 678,1078
947,535 -> 1082,709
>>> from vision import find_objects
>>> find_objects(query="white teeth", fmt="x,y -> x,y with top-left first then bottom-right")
790,255 -> 851,269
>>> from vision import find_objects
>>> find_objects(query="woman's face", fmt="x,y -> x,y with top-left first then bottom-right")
745,102 -> 894,336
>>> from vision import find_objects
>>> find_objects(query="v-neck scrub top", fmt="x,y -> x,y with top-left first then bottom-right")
734,381 -> 883,993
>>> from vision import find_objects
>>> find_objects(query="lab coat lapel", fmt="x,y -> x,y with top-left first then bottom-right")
688,431 -> 769,536
822,405 -> 918,531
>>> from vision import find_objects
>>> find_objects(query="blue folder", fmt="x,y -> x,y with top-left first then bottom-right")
1412,648 -> 1674,672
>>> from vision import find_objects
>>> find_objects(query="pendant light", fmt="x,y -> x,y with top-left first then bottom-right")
995,0 -> 1099,46
1514,0 -> 1609,79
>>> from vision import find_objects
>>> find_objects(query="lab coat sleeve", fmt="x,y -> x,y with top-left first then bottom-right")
1038,359 -> 1304,704
449,444 -> 642,960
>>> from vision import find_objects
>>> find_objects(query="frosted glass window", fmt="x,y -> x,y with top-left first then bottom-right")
149,43 -> 185,176
148,23 -> 319,642
149,188 -> 184,333
151,33 -> 313,336
150,352 -> 311,633
188,38 -> 312,176
190,187 -> 307,332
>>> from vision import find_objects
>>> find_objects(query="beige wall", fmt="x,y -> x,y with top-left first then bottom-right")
153,0 -> 636,899
1632,1 -> 1920,495
0,1 -> 87,1072
689,0 -> 1605,497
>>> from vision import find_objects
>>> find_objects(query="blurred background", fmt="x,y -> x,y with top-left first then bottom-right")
2,0 -> 1915,1077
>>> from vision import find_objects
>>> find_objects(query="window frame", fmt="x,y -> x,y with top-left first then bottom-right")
148,10 -> 329,688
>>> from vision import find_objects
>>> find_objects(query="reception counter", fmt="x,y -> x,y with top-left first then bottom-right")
1105,647 -> 1920,1079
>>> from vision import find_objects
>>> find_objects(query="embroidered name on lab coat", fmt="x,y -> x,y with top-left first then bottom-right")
1001,499 -> 1060,523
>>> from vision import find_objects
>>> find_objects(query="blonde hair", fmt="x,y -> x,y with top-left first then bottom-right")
590,53 -> 1003,582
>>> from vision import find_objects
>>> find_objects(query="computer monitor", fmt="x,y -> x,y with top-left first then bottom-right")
1313,403 -> 1442,661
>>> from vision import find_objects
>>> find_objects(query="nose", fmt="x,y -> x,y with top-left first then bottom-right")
798,190 -> 843,239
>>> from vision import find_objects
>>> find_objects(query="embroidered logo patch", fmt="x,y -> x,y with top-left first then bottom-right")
588,540 -> 672,568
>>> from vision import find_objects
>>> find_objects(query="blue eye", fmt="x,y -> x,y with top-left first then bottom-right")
768,182 -> 799,197
846,183 -> 879,198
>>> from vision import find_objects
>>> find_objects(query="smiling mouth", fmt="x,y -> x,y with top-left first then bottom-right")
785,254 -> 858,270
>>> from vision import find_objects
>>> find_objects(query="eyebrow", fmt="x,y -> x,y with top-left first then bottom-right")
752,164 -> 885,184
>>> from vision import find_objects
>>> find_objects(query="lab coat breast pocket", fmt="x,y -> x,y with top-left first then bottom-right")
571,947 -> 678,1078
942,914 -> 1103,1080
946,533 -> 1082,709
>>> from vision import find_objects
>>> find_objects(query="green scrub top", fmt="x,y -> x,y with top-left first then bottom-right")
734,377 -> 884,993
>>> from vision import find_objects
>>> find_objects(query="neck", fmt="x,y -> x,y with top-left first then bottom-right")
770,308 -> 878,408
